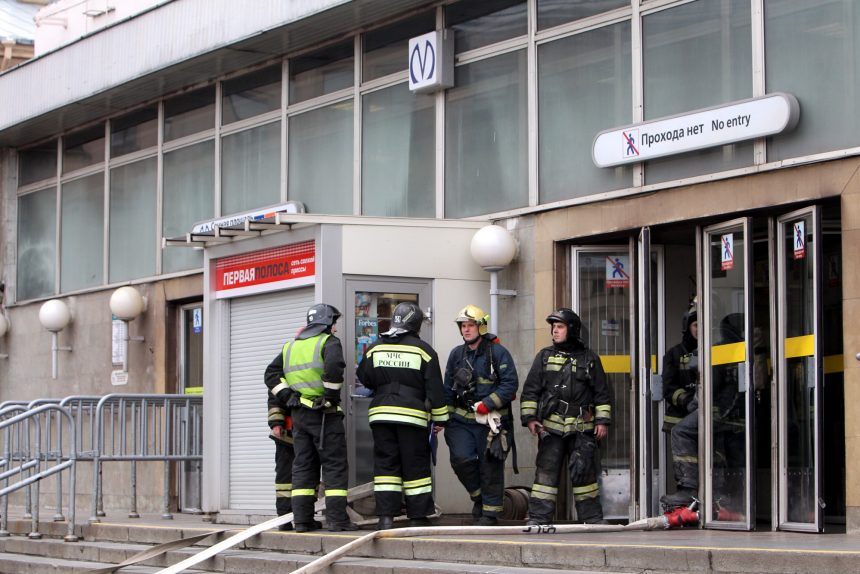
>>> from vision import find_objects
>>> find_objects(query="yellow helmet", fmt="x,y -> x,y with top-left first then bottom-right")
455,305 -> 489,336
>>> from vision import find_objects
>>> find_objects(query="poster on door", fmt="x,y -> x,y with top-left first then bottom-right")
605,255 -> 630,288
793,220 -> 806,260
721,233 -> 734,271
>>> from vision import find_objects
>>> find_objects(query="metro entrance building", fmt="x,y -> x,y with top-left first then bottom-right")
0,0 -> 856,534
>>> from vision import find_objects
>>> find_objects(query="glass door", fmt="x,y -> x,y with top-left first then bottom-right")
776,206 -> 823,532
702,218 -> 754,529
179,303 -> 203,513
344,279 -> 432,486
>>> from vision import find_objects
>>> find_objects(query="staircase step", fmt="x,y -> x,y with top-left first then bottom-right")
0,552 -> 208,574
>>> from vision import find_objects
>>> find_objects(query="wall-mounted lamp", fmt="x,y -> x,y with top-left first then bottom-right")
0,313 -> 9,360
109,286 -> 147,372
39,299 -> 73,379
470,225 -> 518,335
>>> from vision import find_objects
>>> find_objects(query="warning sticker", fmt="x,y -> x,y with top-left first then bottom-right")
721,234 -> 734,271
605,255 -> 630,288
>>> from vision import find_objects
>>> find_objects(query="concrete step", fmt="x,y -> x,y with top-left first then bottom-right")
0,551 -> 208,574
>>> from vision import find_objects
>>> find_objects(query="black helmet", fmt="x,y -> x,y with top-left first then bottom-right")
545,308 -> 581,342
383,302 -> 424,336
303,304 -> 341,337
719,313 -> 744,343
681,304 -> 697,335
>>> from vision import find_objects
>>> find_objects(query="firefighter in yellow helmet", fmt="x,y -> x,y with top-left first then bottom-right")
442,305 -> 519,525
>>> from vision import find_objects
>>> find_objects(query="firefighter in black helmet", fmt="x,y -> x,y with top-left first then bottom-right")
356,301 -> 448,530
520,308 -> 611,525
264,303 -> 358,532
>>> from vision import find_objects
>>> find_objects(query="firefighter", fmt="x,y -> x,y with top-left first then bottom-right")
356,302 -> 448,530
659,304 -> 700,509
442,305 -> 519,526
263,364 -> 298,531
265,304 -> 358,532
520,308 -> 611,525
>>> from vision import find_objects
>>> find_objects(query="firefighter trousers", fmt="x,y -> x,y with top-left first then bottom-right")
371,423 -> 434,519
291,408 -> 349,526
273,438 -> 296,517
444,420 -> 504,518
670,410 -> 699,490
529,430 -> 603,523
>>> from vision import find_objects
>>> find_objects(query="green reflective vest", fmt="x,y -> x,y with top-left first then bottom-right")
281,334 -> 329,398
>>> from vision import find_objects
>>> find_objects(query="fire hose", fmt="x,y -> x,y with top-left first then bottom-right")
155,502 -> 698,574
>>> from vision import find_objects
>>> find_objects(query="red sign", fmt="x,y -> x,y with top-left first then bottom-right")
215,241 -> 315,299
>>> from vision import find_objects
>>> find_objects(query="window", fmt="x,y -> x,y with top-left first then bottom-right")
446,51 -> 527,217
19,140 -> 57,186
163,141 -> 214,274
537,0 -> 628,31
446,0 -> 526,53
109,158 -> 157,282
289,41 -> 354,104
164,87 -> 216,142
289,102 -> 354,214
17,187 -> 56,300
362,84 -> 435,217
222,65 -> 282,125
221,121 -> 281,215
643,0 -> 752,183
63,126 -> 105,174
111,106 -> 157,157
539,22 -> 632,203
765,0 -> 860,160
60,173 -> 103,292
363,11 -> 435,82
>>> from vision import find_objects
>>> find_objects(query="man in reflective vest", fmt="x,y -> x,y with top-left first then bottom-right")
356,302 -> 449,530
520,308 -> 611,525
443,304 -> 519,525
266,303 -> 358,532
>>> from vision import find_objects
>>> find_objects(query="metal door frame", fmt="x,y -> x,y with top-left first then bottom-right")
775,205 -> 823,532
178,302 -> 203,513
701,217 -> 754,530
343,277 -> 433,486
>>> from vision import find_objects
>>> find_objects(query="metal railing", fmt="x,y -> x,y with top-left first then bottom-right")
0,404 -> 78,541
90,393 -> 203,522
0,393 -> 203,540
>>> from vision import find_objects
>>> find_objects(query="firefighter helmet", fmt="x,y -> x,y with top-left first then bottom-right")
303,304 -> 341,337
455,304 -> 489,336
681,302 -> 697,335
545,307 -> 582,342
385,302 -> 424,336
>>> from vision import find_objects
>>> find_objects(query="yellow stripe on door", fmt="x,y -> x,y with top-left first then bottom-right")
785,335 -> 814,359
824,355 -> 843,374
598,355 -> 657,374
711,342 -> 746,366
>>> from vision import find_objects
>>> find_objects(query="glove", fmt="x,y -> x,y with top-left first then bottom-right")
475,402 -> 489,415
486,429 -> 510,461
285,416 -> 293,431
311,396 -> 332,410
570,440 -> 596,484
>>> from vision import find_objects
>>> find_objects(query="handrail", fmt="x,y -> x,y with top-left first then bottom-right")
0,404 -> 77,541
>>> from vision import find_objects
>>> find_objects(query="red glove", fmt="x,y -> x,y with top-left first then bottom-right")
475,402 -> 489,415
285,416 -> 293,431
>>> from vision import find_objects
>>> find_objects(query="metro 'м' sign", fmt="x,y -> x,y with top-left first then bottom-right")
408,30 -> 454,94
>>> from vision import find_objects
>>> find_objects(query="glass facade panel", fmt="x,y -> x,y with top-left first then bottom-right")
362,84 -> 435,217
221,121 -> 281,216
19,141 -> 57,186
539,22 -> 632,203
222,65 -> 282,125
109,158 -> 157,282
766,0 -> 860,160
164,87 -> 216,142
446,0 -> 526,53
537,0 -> 628,31
61,173 -> 103,292
643,0 -> 753,184
17,187 -> 56,300
111,106 -> 158,157
289,102 -> 353,214
363,11 -> 435,82
63,126 -> 105,173
289,41 -> 354,104
446,50 -> 527,217
163,141 -> 213,274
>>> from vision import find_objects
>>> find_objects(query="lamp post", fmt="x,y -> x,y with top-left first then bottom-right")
470,225 -> 518,335
109,286 -> 147,373
39,299 -> 72,379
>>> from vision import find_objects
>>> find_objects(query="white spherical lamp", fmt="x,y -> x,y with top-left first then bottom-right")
110,286 -> 147,321
0,314 -> 8,338
39,299 -> 72,332
470,225 -> 518,271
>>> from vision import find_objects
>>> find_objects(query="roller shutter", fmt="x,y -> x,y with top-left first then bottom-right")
228,288 -> 313,510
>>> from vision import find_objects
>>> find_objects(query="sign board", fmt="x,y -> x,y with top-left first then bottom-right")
111,317 -> 126,366
721,234 -> 734,271
793,220 -> 806,260
215,240 -> 315,299
191,202 -> 304,234
192,308 -> 203,334
593,93 -> 799,168
605,255 -> 630,288
111,370 -> 129,386
408,30 -> 454,93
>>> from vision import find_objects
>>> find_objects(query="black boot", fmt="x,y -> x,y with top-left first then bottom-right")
471,500 -> 483,523
476,516 -> 498,526
376,516 -> 394,530
661,487 -> 696,508
408,517 -> 432,527
294,521 -> 321,533
328,521 -> 359,532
